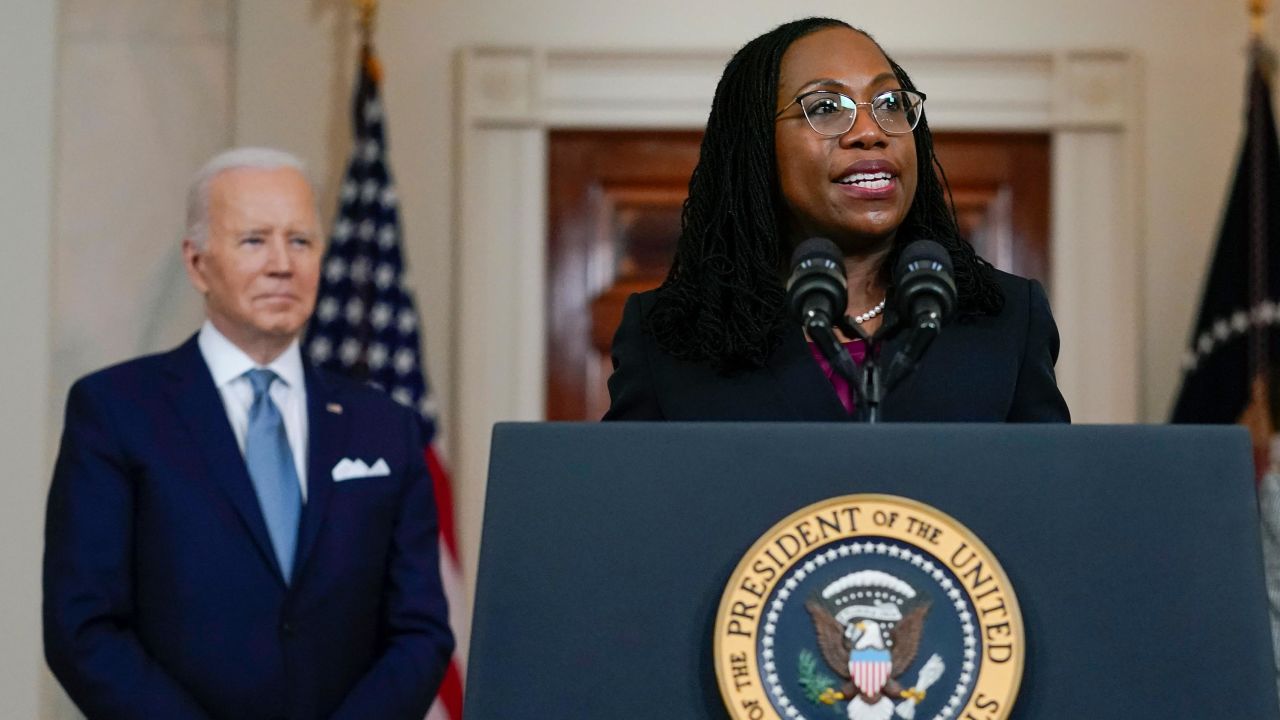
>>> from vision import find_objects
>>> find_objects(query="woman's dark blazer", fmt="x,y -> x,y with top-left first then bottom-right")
603,270 -> 1070,422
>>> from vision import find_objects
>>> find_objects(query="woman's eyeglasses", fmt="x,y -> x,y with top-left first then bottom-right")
776,89 -> 926,136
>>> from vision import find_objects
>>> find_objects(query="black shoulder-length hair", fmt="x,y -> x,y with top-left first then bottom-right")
646,16 -> 1003,372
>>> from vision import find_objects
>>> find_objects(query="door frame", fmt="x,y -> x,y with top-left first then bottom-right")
454,45 -> 1141,507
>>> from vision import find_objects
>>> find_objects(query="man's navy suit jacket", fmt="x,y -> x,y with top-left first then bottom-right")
43,335 -> 454,720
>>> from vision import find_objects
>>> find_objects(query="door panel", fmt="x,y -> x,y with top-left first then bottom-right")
546,131 -> 702,420
935,132 -> 1050,285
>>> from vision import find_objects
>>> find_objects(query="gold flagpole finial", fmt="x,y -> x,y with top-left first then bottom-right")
1252,0 -> 1270,40
1250,0 -> 1277,81
355,0 -> 378,44
352,0 -> 382,82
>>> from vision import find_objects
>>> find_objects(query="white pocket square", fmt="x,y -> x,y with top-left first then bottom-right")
331,457 -> 391,482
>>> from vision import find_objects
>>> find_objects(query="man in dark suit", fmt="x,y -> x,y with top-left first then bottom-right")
43,147 -> 454,719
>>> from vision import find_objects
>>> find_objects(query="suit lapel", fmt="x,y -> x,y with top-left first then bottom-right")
767,325 -> 851,421
874,308 -> 944,420
162,336 -> 284,583
292,365 -> 346,582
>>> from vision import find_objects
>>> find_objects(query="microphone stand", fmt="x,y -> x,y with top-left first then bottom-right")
834,315 -> 882,423
808,304 -> 947,424
804,310 -> 882,424
881,309 -> 941,392
808,299 -> 947,425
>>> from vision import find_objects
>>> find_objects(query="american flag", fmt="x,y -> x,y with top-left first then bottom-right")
304,46 -> 465,720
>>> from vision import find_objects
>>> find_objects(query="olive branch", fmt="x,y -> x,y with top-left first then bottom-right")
797,649 -> 842,713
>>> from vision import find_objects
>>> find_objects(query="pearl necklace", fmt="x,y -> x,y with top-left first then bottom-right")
852,298 -> 887,325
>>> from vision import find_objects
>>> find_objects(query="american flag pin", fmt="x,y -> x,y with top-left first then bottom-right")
326,403 -> 344,414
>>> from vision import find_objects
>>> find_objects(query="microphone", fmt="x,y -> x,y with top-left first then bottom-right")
884,240 -> 956,390
786,237 -> 847,331
785,238 -> 870,415
893,240 -> 956,332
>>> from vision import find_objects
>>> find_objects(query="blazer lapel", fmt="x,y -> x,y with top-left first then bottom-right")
874,308 -> 939,420
292,365 -> 346,582
767,325 -> 851,421
162,336 -> 284,583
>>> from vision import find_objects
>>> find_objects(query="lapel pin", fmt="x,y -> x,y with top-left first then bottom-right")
326,403 -> 344,414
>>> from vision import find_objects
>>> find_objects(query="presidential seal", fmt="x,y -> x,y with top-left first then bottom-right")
714,495 -> 1023,720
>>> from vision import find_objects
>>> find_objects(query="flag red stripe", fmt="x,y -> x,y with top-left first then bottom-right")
437,658 -> 465,718
425,446 -> 460,564
426,444 -> 465,718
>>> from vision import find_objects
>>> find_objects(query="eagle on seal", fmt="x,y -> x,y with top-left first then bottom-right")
805,596 -> 933,720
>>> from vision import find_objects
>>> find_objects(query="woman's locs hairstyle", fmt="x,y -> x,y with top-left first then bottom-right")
647,17 -> 1002,373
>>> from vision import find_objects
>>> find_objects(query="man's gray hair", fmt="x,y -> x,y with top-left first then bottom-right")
185,147 -> 317,247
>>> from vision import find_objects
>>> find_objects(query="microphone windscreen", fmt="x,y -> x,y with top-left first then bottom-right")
786,237 -> 847,327
790,237 -> 843,269
893,239 -> 957,322
893,239 -> 953,280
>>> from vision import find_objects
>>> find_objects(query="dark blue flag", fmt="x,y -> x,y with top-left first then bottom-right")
1172,51 -> 1280,469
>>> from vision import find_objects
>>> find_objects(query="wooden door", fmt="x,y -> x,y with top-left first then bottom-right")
546,131 -> 703,420
937,132 -> 1050,285
546,130 -> 1051,420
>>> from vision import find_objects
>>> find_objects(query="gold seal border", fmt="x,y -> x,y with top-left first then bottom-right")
713,493 -> 1025,720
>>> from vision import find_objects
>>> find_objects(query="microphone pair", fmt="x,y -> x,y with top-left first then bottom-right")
785,236 -> 957,336
784,237 -> 957,420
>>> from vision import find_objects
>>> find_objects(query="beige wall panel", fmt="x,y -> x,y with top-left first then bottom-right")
54,40 -> 230,404
1,6 -> 57,720
44,1 -> 235,717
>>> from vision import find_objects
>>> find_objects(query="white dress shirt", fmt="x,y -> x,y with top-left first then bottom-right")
197,321 -> 309,502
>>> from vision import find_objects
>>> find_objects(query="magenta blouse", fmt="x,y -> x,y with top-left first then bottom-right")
806,339 -> 868,414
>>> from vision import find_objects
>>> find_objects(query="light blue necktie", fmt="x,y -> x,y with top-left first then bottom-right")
243,369 -> 302,583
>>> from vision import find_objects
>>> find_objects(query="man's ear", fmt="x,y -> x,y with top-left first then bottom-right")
182,237 -> 209,294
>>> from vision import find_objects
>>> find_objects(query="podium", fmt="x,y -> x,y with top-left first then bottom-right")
464,423 -> 1280,718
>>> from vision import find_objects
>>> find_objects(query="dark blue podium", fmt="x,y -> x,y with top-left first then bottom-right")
464,423 -> 1279,718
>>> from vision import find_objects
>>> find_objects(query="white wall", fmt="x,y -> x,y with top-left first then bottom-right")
234,0 -> 1271,647
1,4 -> 56,719
53,0 -> 232,427
40,1 -> 237,717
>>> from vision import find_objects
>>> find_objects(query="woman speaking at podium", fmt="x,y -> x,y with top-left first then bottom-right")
603,17 -> 1069,423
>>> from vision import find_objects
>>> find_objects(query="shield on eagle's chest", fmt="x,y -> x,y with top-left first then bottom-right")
849,648 -> 893,697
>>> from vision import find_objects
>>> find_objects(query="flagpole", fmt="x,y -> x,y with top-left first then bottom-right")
1246,0 -> 1278,470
